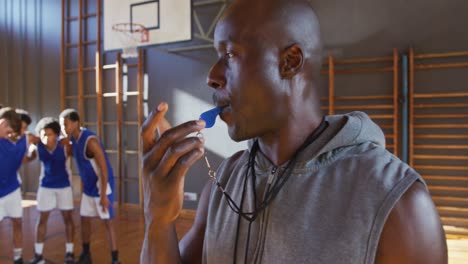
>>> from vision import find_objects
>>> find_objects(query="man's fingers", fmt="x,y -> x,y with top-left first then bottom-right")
143,144 -> 163,176
157,116 -> 172,138
148,136 -> 204,180
100,200 -> 109,213
142,102 -> 168,135
141,102 -> 171,153
157,120 -> 205,151
168,147 -> 205,183
143,119 -> 206,174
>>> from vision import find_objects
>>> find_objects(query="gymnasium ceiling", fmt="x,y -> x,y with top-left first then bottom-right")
308,0 -> 468,55
191,0 -> 468,56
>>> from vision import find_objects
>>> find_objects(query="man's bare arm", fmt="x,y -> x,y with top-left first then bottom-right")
86,137 -> 111,212
376,181 -> 448,264
179,181 -> 212,263
23,133 -> 38,163
60,137 -> 73,157
141,182 -> 211,264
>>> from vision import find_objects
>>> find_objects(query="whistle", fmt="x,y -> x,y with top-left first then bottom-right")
199,106 -> 222,128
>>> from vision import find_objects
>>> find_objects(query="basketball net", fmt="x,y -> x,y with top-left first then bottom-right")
112,23 -> 149,58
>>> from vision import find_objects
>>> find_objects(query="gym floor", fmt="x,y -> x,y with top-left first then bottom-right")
0,201 -> 467,264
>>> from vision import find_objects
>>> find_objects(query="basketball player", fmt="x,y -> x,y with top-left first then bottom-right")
59,109 -> 119,264
0,107 -> 26,264
28,117 -> 75,264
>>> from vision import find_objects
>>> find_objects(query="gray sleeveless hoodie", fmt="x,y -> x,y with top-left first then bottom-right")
203,111 -> 424,264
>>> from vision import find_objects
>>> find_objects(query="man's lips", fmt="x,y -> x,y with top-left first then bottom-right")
218,105 -> 233,123
217,104 -> 229,110
213,92 -> 230,108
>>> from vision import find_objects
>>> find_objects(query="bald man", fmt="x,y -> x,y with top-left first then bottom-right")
140,0 -> 447,263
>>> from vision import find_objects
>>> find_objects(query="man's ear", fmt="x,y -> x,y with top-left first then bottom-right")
280,44 -> 304,79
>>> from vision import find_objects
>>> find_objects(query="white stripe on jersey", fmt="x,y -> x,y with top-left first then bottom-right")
88,152 -> 112,196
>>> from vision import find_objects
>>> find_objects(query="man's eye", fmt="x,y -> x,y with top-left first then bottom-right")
225,52 -> 234,59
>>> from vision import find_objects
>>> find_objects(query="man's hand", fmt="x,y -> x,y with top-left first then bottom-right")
100,195 -> 111,213
60,137 -> 70,147
141,102 -> 206,226
60,137 -> 73,157
28,133 -> 40,145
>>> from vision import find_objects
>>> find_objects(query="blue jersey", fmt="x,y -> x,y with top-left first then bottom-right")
37,140 -> 71,188
0,135 -> 27,198
71,129 -> 114,197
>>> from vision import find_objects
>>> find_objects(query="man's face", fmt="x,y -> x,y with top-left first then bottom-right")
0,118 -> 13,138
20,121 -> 28,136
40,128 -> 58,147
60,117 -> 77,138
207,13 -> 287,142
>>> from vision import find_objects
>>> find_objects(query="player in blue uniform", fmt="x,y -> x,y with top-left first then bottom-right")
0,107 -> 26,264
14,109 -> 37,184
59,109 -> 119,264
28,117 -> 75,264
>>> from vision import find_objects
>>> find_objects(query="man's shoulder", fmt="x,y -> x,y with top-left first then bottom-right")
81,128 -> 97,138
376,181 -> 447,263
220,149 -> 249,168
214,149 -> 249,180
79,129 -> 102,147
342,141 -> 411,165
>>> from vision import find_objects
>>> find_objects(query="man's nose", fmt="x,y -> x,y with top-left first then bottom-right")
206,62 -> 226,89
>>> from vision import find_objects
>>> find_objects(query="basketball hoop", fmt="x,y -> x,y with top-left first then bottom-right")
112,23 -> 149,58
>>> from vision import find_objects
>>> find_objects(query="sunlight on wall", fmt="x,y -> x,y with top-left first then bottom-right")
173,90 -> 248,159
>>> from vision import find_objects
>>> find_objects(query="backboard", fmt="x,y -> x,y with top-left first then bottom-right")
104,0 -> 192,52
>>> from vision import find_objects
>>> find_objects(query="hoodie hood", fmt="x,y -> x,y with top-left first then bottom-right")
316,111 -> 386,157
